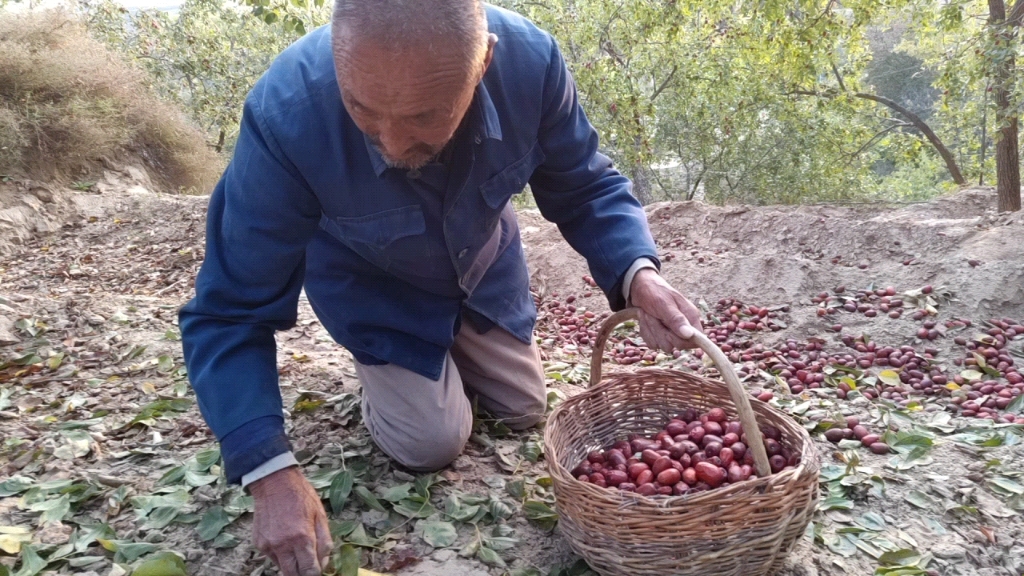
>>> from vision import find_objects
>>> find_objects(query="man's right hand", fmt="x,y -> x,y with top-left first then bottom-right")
250,466 -> 333,576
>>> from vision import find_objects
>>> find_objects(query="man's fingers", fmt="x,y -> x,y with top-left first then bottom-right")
275,550 -> 301,576
293,539 -> 323,576
663,331 -> 690,352
666,312 -> 696,342
314,514 -> 333,571
638,310 -> 668,352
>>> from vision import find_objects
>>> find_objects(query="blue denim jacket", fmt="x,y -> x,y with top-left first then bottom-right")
179,6 -> 659,483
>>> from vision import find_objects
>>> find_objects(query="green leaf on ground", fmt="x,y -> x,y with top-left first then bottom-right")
329,471 -> 354,516
157,355 -> 175,373
1007,394 -> 1024,415
487,497 -> 513,521
143,506 -> 181,530
960,370 -> 984,382
196,506 -> 232,541
522,501 -> 558,531
344,524 -> 380,548
904,490 -> 934,509
98,540 -> 158,564
819,496 -> 855,511
393,499 -> 435,519
131,490 -> 190,517
211,533 -> 240,549
14,544 -> 46,576
333,544 -> 360,576
506,479 -> 527,501
130,399 -> 192,426
192,448 -> 221,472
990,477 -> 1024,495
414,473 -> 440,499
30,494 -> 70,524
0,527 -> 31,555
157,466 -> 187,486
878,548 -> 922,566
380,483 -> 413,503
521,436 -> 543,463
132,551 -> 188,576
476,545 -> 506,567
353,486 -> 386,513
824,534 -> 858,557
878,370 -> 901,387
0,477 -> 35,498
184,470 -> 218,488
420,521 -> 458,548
854,512 -> 886,531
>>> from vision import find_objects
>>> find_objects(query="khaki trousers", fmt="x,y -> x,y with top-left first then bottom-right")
355,319 -> 547,471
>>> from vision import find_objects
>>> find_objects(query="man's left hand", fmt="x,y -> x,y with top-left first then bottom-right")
628,268 -> 703,352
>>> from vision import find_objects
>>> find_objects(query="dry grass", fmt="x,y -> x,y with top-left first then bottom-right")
0,9 -> 222,193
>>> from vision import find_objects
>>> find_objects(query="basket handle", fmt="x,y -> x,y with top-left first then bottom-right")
589,308 -> 772,478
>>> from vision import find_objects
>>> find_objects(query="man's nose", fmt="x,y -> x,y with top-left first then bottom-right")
377,122 -> 414,155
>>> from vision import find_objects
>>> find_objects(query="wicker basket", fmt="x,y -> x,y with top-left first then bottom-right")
544,308 -> 819,576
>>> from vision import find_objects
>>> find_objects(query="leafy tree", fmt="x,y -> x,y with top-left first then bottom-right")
81,0 -> 327,153
73,0 -> 1021,209
901,0 -> 1022,211
495,0 -> 942,204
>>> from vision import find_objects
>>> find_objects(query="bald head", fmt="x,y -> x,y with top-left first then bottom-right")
330,0 -> 497,170
331,0 -> 488,72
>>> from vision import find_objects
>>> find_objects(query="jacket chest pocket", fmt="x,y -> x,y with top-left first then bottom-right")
319,205 -> 427,269
479,142 -> 546,210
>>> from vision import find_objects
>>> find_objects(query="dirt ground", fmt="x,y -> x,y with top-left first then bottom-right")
2,167 -> 1024,576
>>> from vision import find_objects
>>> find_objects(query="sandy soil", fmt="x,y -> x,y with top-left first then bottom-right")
2,171 -> 1023,576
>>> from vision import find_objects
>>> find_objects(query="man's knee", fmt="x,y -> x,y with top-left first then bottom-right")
390,419 -> 471,472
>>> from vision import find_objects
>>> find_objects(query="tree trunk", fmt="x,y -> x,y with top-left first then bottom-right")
989,0 -> 1022,212
631,161 -> 654,205
631,132 -> 653,205
214,129 -> 226,153
979,89 -> 988,185
854,93 -> 967,186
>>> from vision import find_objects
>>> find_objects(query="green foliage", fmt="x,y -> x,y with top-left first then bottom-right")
243,0 -> 328,35
495,0 -> 920,204
901,0 -> 1022,188
81,0 -> 329,154
75,0 -> 1020,204
494,0 -> 1018,204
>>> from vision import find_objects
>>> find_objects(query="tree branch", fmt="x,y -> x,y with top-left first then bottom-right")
846,122 -> 913,164
788,88 -> 967,185
1008,0 -> 1024,25
651,65 -> 678,102
853,92 -> 967,185
831,63 -> 847,92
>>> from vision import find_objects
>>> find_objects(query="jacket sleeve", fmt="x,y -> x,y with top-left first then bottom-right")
178,86 -> 321,484
527,37 -> 660,312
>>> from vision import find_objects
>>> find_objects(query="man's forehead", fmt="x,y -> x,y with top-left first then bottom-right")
336,41 -> 475,98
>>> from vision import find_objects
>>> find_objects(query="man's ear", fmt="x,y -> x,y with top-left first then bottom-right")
481,33 -> 498,76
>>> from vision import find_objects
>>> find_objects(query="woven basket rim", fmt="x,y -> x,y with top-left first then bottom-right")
545,367 -> 819,507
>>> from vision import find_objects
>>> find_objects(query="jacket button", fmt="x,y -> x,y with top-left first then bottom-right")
458,248 -> 468,258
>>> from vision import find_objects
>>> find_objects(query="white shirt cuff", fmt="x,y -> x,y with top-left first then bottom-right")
241,451 -> 299,488
623,257 -> 659,304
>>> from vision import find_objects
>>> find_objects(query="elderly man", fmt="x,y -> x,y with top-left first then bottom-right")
180,0 -> 701,574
